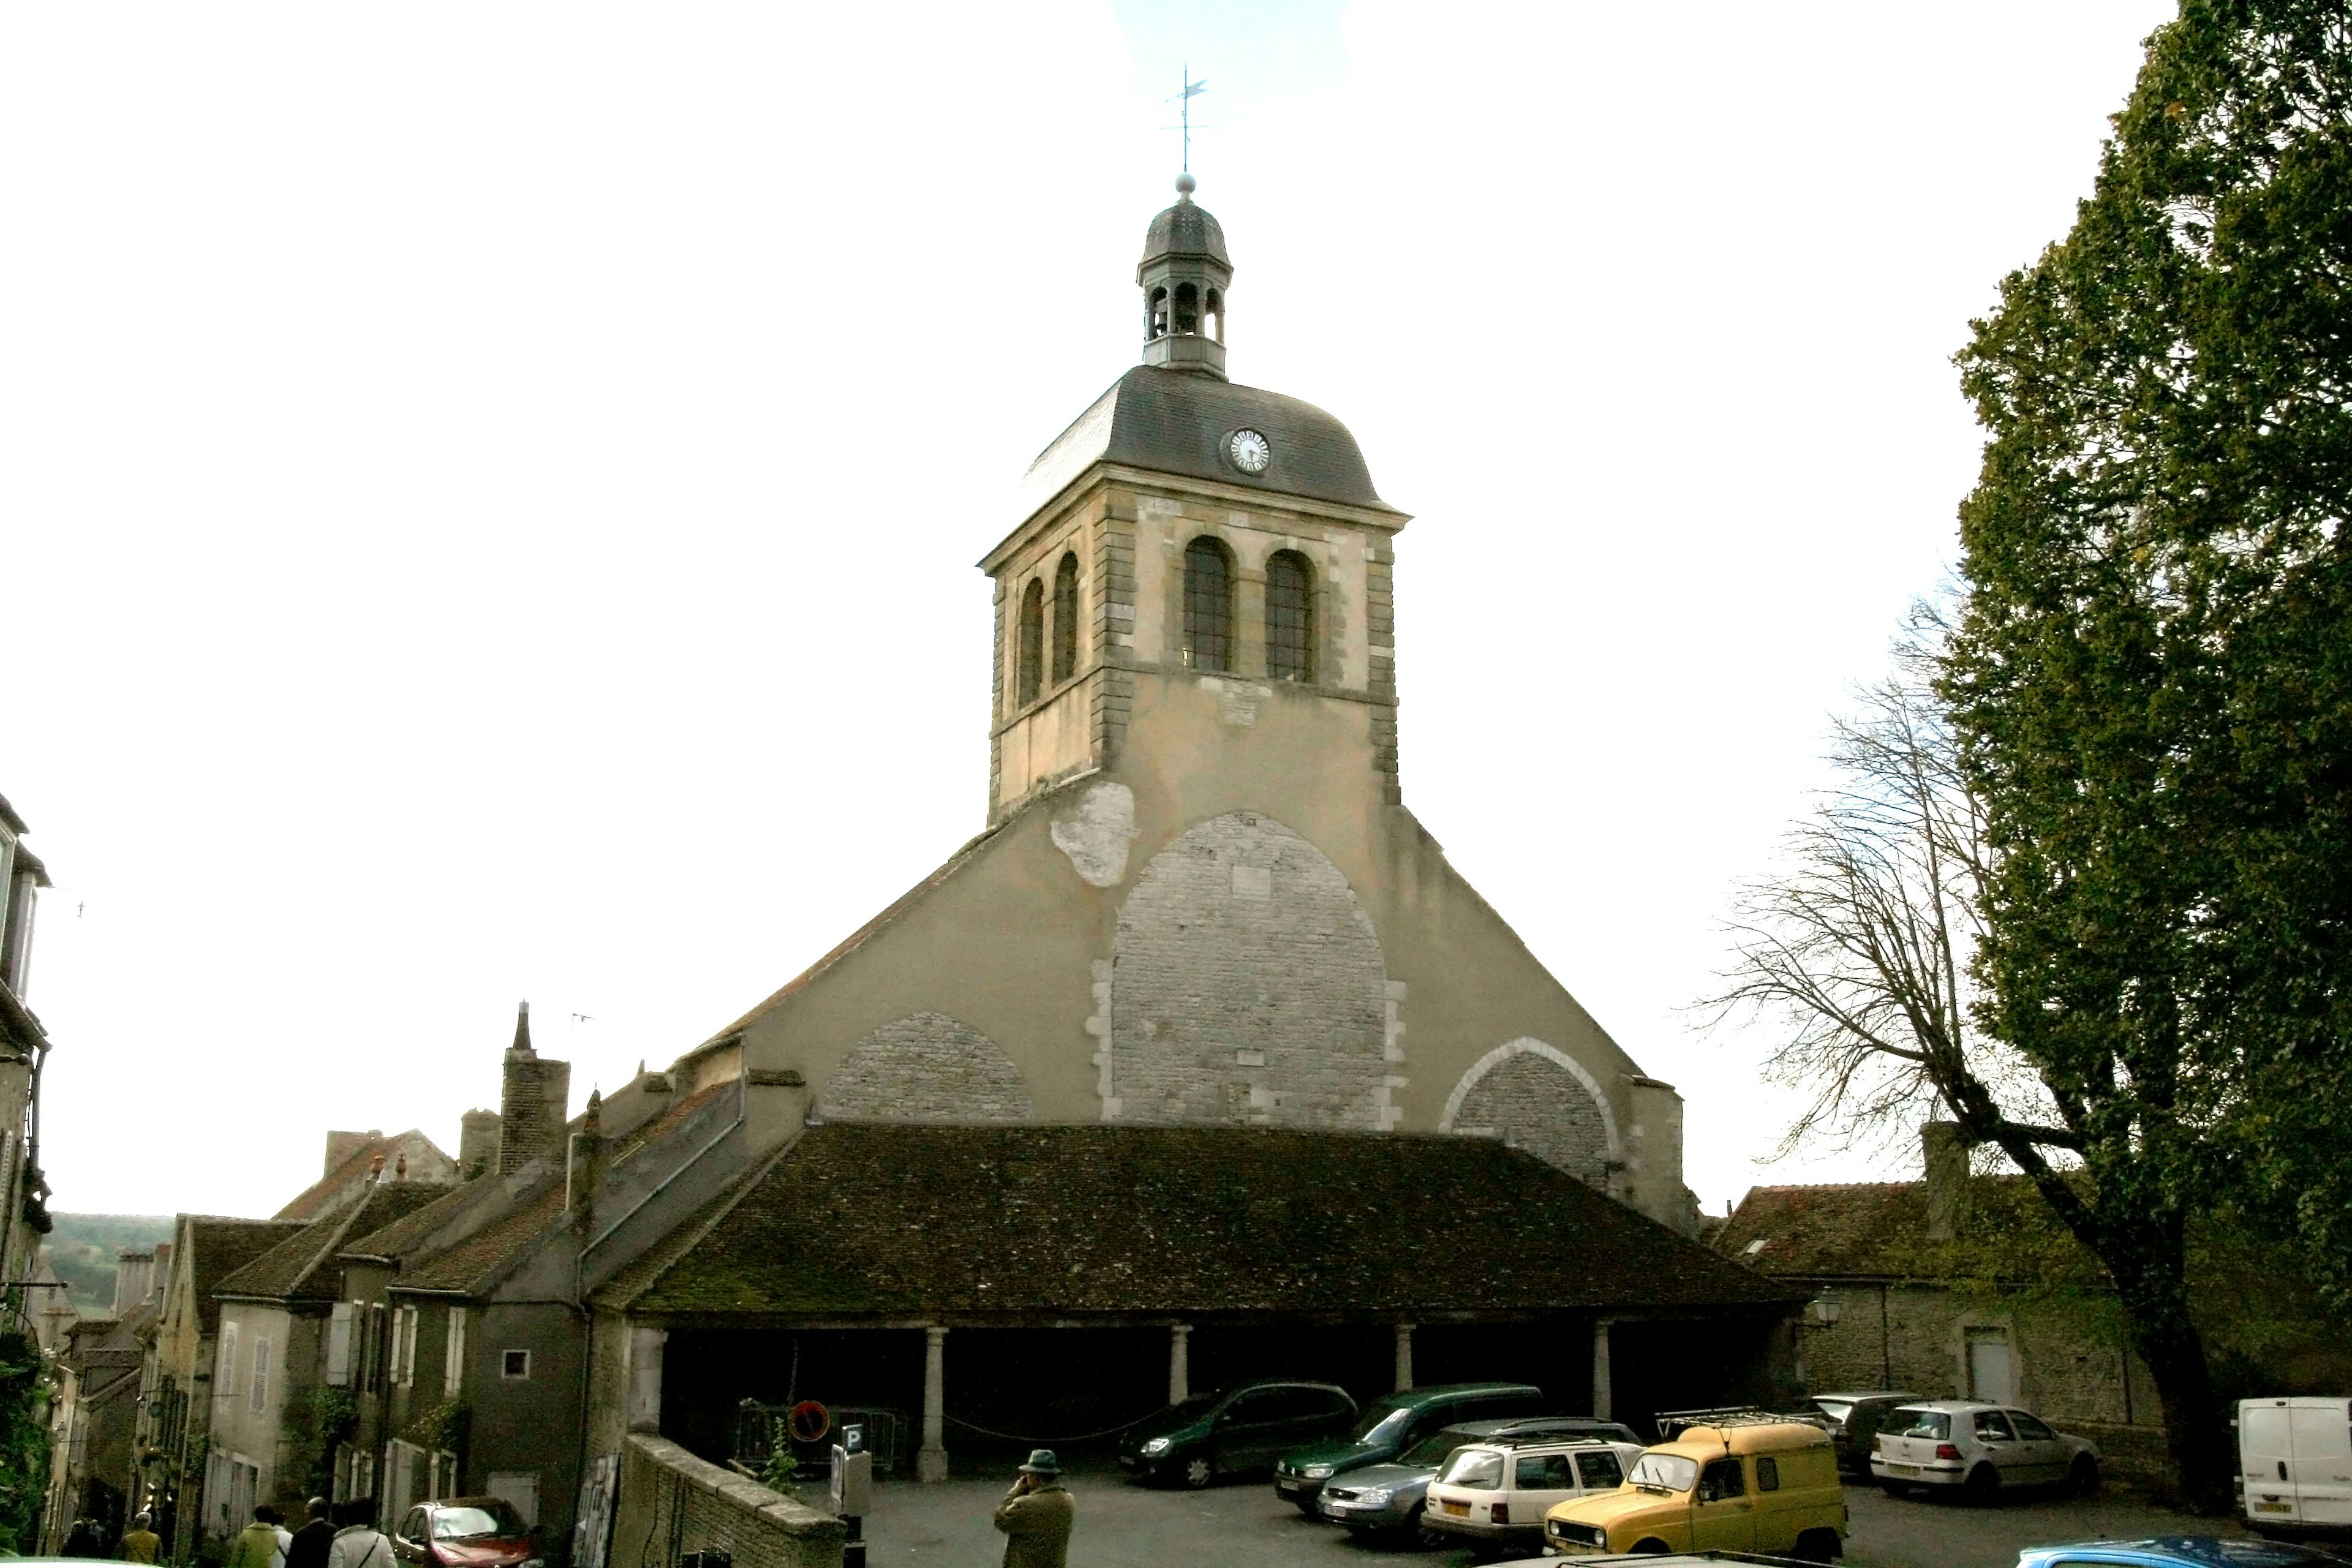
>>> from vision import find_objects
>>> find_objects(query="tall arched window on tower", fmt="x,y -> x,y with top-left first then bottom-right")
1017,578 -> 1044,706
1205,288 -> 1224,342
1148,287 -> 1169,339
1182,536 -> 1232,672
1173,281 -> 1199,334
1050,552 -> 1079,685
1265,549 -> 1315,682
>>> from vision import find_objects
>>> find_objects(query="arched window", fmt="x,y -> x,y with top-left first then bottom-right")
1148,287 -> 1169,339
1182,536 -> 1232,672
1205,288 -> 1224,343
1174,281 -> 1199,334
1017,578 -> 1044,707
1050,552 -> 1079,685
1265,549 -> 1314,683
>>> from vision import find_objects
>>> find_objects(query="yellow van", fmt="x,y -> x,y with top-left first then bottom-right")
1542,1420 -> 1849,1561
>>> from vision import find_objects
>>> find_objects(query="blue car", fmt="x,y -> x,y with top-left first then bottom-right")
2017,1537 -> 2348,1568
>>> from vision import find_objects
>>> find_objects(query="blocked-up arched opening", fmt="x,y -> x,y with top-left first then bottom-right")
1182,535 -> 1232,672
1265,549 -> 1315,683
1173,281 -> 1199,334
816,1012 -> 1033,1123
1016,577 -> 1044,707
1109,812 -> 1389,1128
1051,551 -> 1080,685
1439,1039 -> 1619,1189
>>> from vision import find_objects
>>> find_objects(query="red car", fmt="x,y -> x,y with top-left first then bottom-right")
389,1498 -> 541,1568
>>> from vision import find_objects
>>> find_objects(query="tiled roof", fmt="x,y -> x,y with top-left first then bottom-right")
275,1130 -> 454,1222
217,1182 -> 450,1302
625,1125 -> 1799,1322
341,1178 -> 482,1264
184,1218 -> 309,1332
394,1182 -> 565,1294
1713,1178 -> 2105,1284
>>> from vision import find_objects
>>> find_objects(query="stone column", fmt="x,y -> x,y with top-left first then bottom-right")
1168,1324 -> 1190,1406
918,1326 -> 949,1483
1591,1320 -> 1615,1420
1393,1323 -> 1414,1393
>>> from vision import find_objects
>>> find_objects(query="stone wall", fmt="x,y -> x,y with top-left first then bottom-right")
815,1013 -> 1032,1123
1108,812 -> 1390,1127
1444,1042 -> 1613,1188
608,1434 -> 840,1568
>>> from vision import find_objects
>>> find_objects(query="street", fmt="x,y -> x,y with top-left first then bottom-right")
859,1465 -> 2252,1568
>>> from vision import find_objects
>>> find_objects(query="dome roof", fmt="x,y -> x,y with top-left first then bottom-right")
1012,366 -> 1398,527
1141,194 -> 1229,268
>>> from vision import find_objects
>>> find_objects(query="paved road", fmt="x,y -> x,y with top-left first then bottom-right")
858,1464 -> 2245,1567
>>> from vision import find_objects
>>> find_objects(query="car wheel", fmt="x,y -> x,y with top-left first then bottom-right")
1878,1481 -> 1910,1498
1629,1539 -> 1672,1555
1792,1528 -> 1842,1562
2070,1456 -> 2100,1497
1182,1455 -> 1214,1490
1966,1464 -> 2002,1503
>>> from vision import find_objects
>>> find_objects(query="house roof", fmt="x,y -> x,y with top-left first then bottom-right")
395,1182 -> 567,1294
216,1182 -> 451,1302
274,1129 -> 454,1222
1714,1177 -> 2105,1285
180,1217 -> 310,1332
622,1125 -> 1799,1323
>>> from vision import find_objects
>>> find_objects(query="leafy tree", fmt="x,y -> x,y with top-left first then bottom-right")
0,1327 -> 51,1551
1944,0 -> 2352,1507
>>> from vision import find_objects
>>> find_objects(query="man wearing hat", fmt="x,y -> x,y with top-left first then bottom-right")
992,1449 -> 1074,1568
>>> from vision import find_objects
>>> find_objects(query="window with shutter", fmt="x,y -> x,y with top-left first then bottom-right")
443,1308 -> 467,1398
326,1303 -> 353,1387
217,1322 -> 239,1401
250,1336 -> 271,1414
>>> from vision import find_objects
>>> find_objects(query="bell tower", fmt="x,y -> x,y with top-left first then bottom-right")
1137,173 -> 1230,380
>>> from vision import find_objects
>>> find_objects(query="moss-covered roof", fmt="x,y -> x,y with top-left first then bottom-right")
625,1124 -> 1798,1322
1714,1177 -> 2108,1286
216,1182 -> 451,1302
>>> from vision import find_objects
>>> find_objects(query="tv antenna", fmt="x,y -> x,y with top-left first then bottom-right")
1165,66 -> 1208,175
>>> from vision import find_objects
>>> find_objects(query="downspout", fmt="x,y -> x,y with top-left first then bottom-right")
1880,1283 -> 1891,1390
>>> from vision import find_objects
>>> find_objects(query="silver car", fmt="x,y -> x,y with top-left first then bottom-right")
1871,1399 -> 2101,1499
1316,1416 -> 1641,1538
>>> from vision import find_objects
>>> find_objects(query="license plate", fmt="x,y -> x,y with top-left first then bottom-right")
1888,1463 -> 1920,1476
1442,1501 -> 1469,1517
1276,1479 -> 1303,1491
2256,1503 -> 2292,1514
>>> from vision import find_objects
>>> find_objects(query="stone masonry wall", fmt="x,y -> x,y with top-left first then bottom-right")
1109,811 -> 1390,1127
1449,1050 -> 1612,1187
609,1433 -> 840,1568
815,1012 -> 1033,1123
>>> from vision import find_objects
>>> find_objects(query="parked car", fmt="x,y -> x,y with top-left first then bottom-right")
1422,1436 -> 1646,1551
1116,1378 -> 1356,1488
1542,1418 -> 1848,1561
2017,1538 -> 2351,1568
1870,1400 -> 2100,1500
1809,1391 -> 1928,1477
2241,1397 -> 2352,1537
390,1499 -> 540,1568
1316,1417 -> 1643,1539
1273,1382 -> 1548,1510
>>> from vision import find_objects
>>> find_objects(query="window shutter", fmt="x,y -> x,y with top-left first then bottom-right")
443,1308 -> 467,1398
327,1304 -> 353,1386
217,1322 -> 239,1398
250,1336 -> 271,1414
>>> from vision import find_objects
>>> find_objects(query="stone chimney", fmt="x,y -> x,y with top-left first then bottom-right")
459,1109 -> 502,1179
567,1090 -> 608,1230
1923,1121 -> 1970,1243
497,1001 -> 573,1177
325,1130 -> 375,1176
111,1249 -> 156,1315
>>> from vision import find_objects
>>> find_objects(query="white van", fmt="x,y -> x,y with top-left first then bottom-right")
2240,1397 -> 2352,1532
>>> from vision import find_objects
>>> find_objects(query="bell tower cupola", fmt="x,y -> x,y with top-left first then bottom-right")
1138,173 -> 1231,380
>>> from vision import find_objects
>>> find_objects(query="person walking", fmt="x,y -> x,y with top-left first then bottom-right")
225,1507 -> 281,1568
991,1449 -> 1074,1568
61,1519 -> 102,1558
287,1499 -> 336,1568
118,1511 -> 162,1563
323,1514 -> 395,1568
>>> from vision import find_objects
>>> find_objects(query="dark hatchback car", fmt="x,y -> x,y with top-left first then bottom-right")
1274,1382 -> 1550,1510
1118,1379 -> 1358,1488
1811,1390 -> 1928,1476
390,1499 -> 541,1568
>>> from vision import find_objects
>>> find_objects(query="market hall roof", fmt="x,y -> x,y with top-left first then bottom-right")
616,1124 -> 1798,1324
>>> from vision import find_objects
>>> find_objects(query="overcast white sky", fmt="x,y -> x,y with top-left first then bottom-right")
2,1 -> 2173,1221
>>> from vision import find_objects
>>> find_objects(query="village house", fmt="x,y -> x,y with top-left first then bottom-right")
1,792 -> 57,1340
40,1248 -> 170,1551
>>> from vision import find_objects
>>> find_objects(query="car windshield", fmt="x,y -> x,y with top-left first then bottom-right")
1812,1398 -> 1855,1422
1890,1409 -> 1951,1440
1348,1402 -> 1412,1446
432,1506 -> 524,1542
1401,1430 -> 1471,1466
1438,1450 -> 1505,1490
1169,1392 -> 1218,1415
1629,1453 -> 1698,1491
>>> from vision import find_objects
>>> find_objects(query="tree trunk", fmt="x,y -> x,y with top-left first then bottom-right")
2117,1269 -> 2233,1510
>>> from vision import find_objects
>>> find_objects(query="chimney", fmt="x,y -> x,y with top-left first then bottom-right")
324,1130 -> 374,1177
567,1090 -> 608,1229
369,1152 -> 387,1182
459,1109 -> 502,1179
1923,1121 -> 1970,1242
497,1001 -> 573,1177
111,1249 -> 156,1315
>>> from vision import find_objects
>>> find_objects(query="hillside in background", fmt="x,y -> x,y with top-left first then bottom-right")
42,1213 -> 176,1314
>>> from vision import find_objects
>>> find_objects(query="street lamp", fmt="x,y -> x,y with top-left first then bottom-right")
1809,1289 -> 1842,1327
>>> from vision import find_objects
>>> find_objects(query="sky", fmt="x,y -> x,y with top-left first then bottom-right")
1,0 -> 2176,1221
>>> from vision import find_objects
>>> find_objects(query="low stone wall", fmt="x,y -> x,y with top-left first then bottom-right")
609,1434 -> 842,1568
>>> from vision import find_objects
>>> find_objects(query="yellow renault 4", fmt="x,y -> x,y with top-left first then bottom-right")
1542,1419 -> 1848,1561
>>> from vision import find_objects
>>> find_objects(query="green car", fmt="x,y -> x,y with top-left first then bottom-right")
1117,1379 -> 1359,1487
1273,1382 -> 1549,1510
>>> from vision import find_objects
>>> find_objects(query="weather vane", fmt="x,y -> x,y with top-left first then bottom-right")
1166,66 -> 1208,175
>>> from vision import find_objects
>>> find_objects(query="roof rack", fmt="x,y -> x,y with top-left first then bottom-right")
1654,1406 -> 1831,1439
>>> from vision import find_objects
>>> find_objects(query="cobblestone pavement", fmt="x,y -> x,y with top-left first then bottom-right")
858,1464 -> 2250,1568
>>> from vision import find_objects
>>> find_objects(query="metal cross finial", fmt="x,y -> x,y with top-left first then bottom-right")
1167,66 -> 1208,176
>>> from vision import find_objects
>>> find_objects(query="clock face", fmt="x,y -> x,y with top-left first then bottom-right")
1227,428 -> 1272,475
